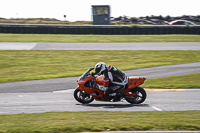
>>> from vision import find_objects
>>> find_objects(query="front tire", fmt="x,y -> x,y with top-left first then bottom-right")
74,88 -> 94,104
125,86 -> 147,104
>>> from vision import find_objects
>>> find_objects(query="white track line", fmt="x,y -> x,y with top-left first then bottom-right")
0,43 -> 37,50
52,89 -> 199,94
52,89 -> 74,93
0,112 -> 5,114
151,106 -> 163,111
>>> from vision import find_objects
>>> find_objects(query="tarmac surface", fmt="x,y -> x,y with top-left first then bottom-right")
0,42 -> 200,50
0,89 -> 200,114
0,62 -> 200,114
0,42 -> 200,114
0,62 -> 200,93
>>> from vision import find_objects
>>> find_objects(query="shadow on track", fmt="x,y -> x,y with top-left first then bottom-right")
76,103 -> 149,109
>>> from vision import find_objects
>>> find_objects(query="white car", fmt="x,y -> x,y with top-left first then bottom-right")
167,20 -> 196,25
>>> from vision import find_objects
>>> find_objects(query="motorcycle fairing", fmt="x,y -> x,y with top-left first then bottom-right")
123,76 -> 146,96
77,75 -> 109,101
77,68 -> 146,101
127,76 -> 146,89
95,75 -> 146,97
95,75 -> 104,85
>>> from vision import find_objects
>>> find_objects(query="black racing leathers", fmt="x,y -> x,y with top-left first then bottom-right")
103,66 -> 128,97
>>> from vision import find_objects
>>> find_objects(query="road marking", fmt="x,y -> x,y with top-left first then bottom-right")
52,88 -> 200,94
0,42 -> 37,50
18,95 -> 23,97
52,89 -> 74,93
145,89 -> 200,91
52,88 -> 199,94
145,89 -> 186,91
0,111 -> 5,114
151,106 -> 163,111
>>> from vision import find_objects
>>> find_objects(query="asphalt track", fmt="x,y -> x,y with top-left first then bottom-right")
0,62 -> 200,93
0,42 -> 200,114
0,89 -> 199,114
0,42 -> 200,50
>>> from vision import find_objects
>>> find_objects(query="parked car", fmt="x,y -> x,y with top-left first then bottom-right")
167,20 -> 196,25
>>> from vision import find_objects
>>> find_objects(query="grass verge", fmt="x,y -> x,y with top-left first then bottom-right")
143,72 -> 200,88
0,34 -> 200,42
1,50 -> 200,83
0,111 -> 199,133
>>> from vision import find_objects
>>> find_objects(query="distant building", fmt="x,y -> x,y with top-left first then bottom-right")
92,5 -> 111,25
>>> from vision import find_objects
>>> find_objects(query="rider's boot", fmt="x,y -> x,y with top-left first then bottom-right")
113,92 -> 125,102
106,93 -> 116,101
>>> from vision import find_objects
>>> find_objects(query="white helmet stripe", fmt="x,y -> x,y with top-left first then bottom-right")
108,72 -> 113,82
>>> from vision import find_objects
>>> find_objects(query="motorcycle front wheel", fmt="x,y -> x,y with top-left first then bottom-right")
74,88 -> 94,104
125,86 -> 147,104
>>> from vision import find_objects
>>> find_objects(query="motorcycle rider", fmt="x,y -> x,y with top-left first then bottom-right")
93,62 -> 128,101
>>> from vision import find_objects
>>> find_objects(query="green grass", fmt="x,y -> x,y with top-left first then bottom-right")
143,72 -> 200,88
0,18 -> 93,25
0,111 -> 199,133
1,50 -> 200,83
0,34 -> 200,42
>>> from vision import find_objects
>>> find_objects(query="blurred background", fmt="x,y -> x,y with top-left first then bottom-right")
0,0 -> 199,25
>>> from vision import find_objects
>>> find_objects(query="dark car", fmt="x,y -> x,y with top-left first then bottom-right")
167,20 -> 196,25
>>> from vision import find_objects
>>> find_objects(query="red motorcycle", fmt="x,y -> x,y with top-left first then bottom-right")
74,68 -> 146,104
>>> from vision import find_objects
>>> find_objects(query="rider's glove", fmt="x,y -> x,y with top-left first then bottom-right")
92,72 -> 96,76
91,72 -> 95,76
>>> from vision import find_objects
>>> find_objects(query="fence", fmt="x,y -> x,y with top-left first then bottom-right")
0,24 -> 199,34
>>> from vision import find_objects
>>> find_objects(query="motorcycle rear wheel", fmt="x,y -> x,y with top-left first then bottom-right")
74,88 -> 94,104
125,86 -> 147,104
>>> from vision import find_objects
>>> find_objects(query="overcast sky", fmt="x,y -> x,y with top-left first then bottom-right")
0,0 -> 199,21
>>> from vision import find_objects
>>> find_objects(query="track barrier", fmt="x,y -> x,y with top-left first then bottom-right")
0,24 -> 199,34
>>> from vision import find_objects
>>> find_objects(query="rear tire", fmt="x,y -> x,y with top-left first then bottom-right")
74,88 -> 94,104
125,86 -> 147,104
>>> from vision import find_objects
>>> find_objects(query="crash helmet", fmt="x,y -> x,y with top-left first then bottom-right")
95,62 -> 106,75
